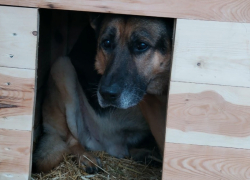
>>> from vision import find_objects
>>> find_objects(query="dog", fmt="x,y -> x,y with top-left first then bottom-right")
32,24 -> 155,174
89,14 -> 173,153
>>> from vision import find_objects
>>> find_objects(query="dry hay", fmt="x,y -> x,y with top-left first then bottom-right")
31,151 -> 162,180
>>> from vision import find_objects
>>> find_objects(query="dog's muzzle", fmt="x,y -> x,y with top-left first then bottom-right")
99,85 -> 121,103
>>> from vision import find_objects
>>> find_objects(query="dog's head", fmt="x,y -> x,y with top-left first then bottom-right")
90,13 -> 173,109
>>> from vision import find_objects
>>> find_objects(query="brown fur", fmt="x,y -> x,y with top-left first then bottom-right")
139,94 -> 167,154
33,15 -> 172,173
90,14 -> 173,154
33,57 -> 151,173
92,15 -> 172,95
33,57 -> 101,173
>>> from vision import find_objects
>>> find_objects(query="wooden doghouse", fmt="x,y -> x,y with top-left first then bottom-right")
0,1 -> 250,179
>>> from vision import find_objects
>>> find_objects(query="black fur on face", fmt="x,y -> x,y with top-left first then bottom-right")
90,14 -> 173,109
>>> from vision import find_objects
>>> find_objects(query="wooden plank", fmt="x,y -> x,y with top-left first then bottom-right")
0,6 -> 38,69
0,6 -> 38,179
162,143 -> 250,180
0,66 -> 35,131
0,0 -> 250,23
28,9 -> 39,179
171,19 -> 250,88
0,129 -> 31,180
166,81 -> 250,149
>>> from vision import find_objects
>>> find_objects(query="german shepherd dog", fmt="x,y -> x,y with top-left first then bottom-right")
32,22 -> 153,173
89,14 -> 173,153
33,13 -> 172,173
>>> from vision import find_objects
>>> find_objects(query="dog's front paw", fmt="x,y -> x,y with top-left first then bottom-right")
130,148 -> 162,165
75,152 -> 102,174
107,145 -> 129,159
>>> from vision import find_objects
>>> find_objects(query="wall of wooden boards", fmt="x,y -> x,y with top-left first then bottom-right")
0,0 -> 250,23
0,6 -> 38,180
0,2 -> 249,179
163,19 -> 250,179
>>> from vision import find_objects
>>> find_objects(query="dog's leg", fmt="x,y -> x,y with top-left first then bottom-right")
32,133 -> 69,173
139,94 -> 166,155
68,138 -> 101,174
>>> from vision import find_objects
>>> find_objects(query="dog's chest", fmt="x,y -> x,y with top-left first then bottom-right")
79,96 -> 147,158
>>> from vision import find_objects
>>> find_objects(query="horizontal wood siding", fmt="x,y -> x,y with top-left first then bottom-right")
0,0 -> 250,23
171,19 -> 250,87
0,67 -> 35,131
163,19 -> 250,179
163,143 -> 250,180
166,82 -> 250,149
0,129 -> 31,180
0,6 -> 38,180
0,6 -> 38,69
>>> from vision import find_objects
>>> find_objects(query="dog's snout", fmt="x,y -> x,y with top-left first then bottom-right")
99,85 -> 121,102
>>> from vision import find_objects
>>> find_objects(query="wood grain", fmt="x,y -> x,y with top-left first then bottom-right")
163,15 -> 250,179
163,143 -> 250,180
0,6 -> 38,179
0,129 -> 31,180
0,67 -> 35,131
165,81 -> 250,149
1,0 -> 250,23
171,19 -> 250,88
0,6 -> 38,69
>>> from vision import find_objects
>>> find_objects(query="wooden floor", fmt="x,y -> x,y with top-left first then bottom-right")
0,6 -> 38,180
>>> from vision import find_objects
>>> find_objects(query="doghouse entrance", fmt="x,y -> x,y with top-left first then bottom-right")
32,9 -> 173,180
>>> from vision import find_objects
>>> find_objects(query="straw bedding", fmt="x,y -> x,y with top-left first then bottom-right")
32,151 -> 162,180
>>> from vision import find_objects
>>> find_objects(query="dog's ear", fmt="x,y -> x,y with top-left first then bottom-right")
88,13 -> 103,31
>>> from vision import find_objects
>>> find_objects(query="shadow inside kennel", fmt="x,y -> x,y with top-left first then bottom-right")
32,9 -> 172,180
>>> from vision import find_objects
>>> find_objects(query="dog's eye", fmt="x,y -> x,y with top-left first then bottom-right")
135,42 -> 149,52
102,39 -> 112,49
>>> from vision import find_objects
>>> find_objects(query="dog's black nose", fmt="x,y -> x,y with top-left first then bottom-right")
99,86 -> 121,102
